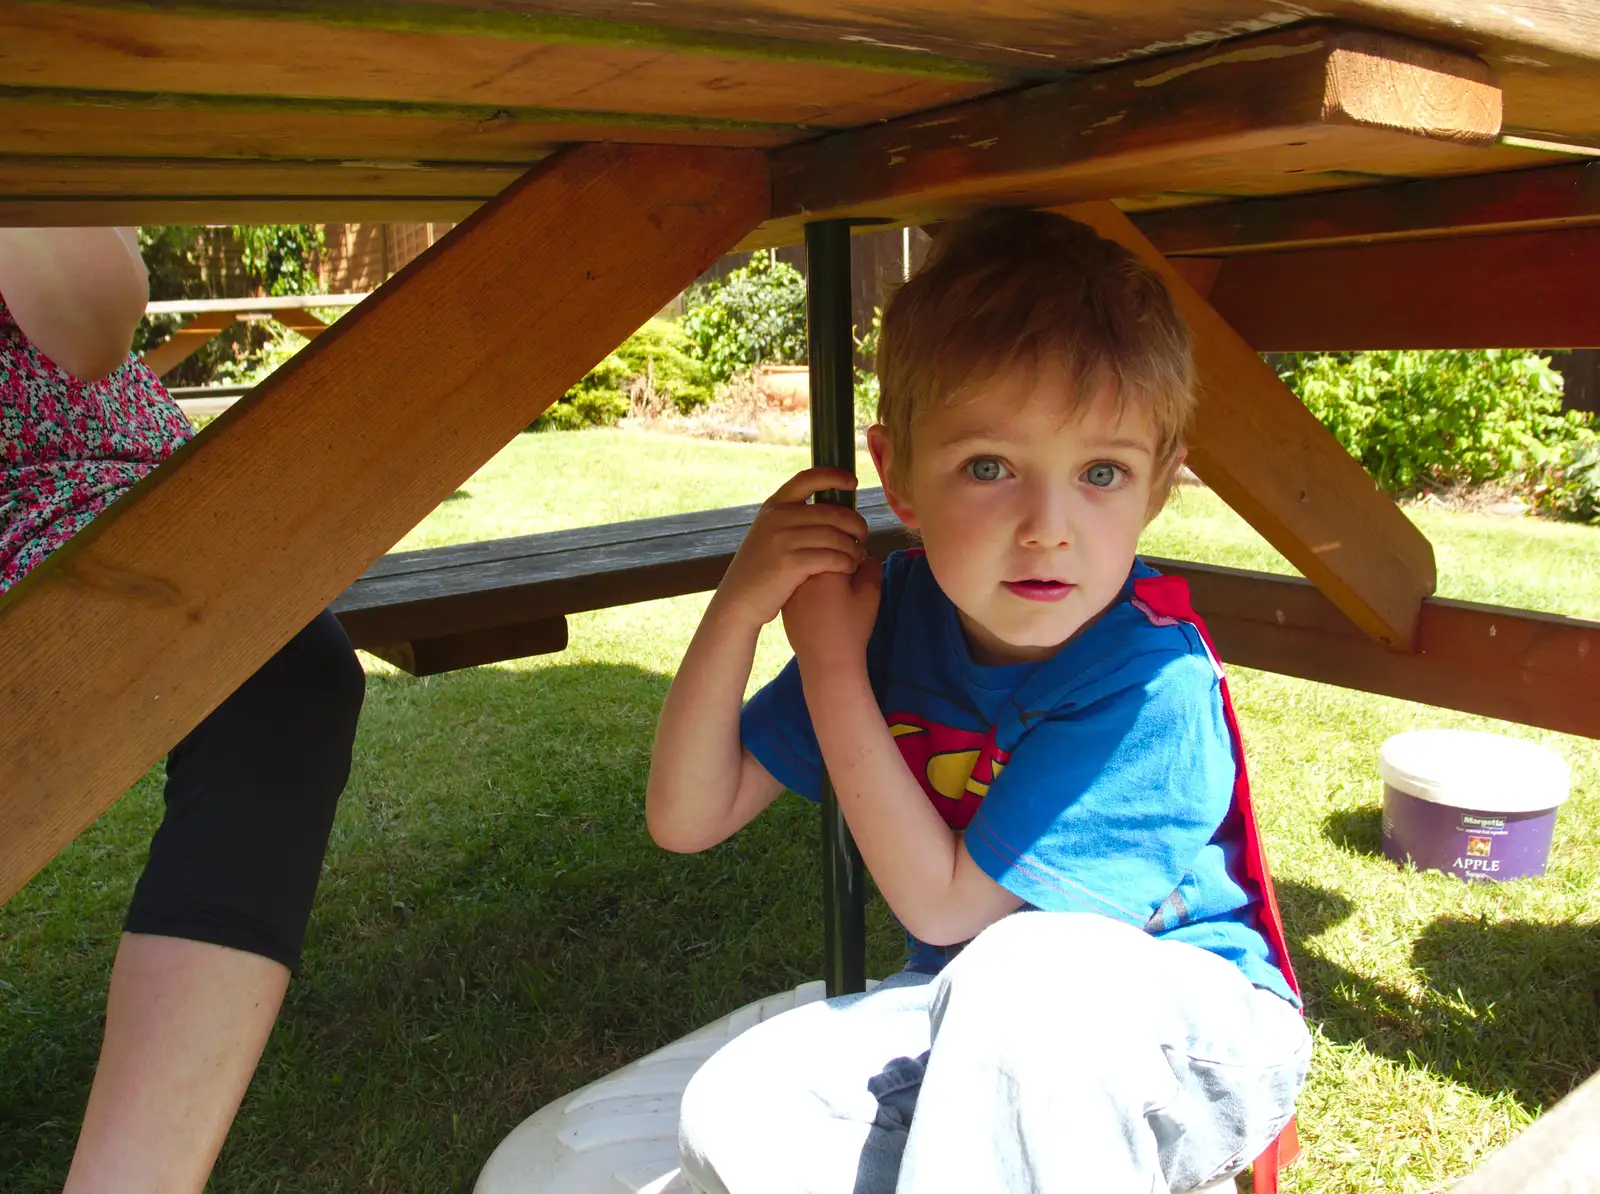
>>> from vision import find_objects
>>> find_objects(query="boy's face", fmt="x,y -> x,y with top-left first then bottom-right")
871,360 -> 1166,666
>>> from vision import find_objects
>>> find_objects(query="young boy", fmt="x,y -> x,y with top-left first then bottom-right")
646,209 -> 1310,1194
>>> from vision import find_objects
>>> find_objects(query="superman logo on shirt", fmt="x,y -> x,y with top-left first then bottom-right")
886,712 -> 1011,830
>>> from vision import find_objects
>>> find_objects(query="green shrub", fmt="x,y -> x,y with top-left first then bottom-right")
1274,350 -> 1589,494
1534,440 -> 1600,524
531,320 -> 712,431
612,319 -> 714,412
683,253 -> 807,383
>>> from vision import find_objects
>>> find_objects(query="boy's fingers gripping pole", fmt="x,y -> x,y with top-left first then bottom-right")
805,218 -> 868,998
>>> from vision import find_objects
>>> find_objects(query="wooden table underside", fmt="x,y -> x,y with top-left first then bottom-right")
2,1 -> 1598,904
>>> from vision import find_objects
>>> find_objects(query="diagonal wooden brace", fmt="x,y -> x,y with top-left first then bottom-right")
0,142 -> 769,904
140,309 -> 236,377
1061,201 -> 1437,650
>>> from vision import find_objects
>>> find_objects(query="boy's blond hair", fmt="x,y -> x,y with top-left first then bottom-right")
875,209 -> 1194,502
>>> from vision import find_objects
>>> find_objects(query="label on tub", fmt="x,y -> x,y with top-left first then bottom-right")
1382,786 -> 1559,882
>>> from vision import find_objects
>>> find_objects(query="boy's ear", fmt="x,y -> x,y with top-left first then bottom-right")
867,424 -> 919,530
1145,442 -> 1188,523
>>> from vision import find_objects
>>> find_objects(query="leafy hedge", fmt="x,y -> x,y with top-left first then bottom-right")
1275,350 -> 1594,497
682,253 -> 808,383
533,319 -> 713,431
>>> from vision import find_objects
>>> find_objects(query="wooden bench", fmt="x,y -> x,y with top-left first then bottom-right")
330,489 -> 1600,745
329,490 -> 915,676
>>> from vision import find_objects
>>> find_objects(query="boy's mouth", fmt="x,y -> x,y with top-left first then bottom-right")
1003,579 -> 1075,603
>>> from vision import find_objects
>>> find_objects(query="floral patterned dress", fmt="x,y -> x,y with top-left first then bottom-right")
0,292 -> 192,593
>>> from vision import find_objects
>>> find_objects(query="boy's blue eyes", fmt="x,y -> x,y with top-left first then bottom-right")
966,457 -> 1008,482
963,458 -> 1125,487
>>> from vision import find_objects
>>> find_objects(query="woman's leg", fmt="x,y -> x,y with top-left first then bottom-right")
63,936 -> 290,1194
63,611 -> 364,1194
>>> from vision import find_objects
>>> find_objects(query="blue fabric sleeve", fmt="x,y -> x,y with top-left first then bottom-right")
964,650 -> 1235,927
740,655 -> 823,802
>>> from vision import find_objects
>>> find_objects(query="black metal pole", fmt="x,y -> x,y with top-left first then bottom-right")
804,220 -> 868,997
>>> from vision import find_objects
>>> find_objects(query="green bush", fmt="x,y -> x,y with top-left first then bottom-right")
1274,350 -> 1590,494
613,319 -> 714,412
854,306 -> 882,417
532,320 -> 712,431
1534,440 -> 1600,524
682,253 -> 807,383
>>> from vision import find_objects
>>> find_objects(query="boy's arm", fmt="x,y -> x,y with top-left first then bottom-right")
783,569 -> 1023,947
646,468 -> 869,854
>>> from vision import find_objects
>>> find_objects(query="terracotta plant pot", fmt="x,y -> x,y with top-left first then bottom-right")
754,364 -> 810,411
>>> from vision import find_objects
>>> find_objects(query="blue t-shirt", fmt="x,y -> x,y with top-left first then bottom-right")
740,551 -> 1296,1006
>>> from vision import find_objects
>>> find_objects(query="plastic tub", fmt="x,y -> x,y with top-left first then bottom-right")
1379,729 -> 1570,882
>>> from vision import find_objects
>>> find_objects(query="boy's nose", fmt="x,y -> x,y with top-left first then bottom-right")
1017,485 -> 1075,548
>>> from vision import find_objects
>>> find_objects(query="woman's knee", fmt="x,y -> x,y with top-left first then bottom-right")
273,610 -> 365,731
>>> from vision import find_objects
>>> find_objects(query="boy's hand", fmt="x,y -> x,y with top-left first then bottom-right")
783,559 -> 883,674
715,468 -> 868,629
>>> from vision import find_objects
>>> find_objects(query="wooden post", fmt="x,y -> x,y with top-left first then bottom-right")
0,142 -> 769,904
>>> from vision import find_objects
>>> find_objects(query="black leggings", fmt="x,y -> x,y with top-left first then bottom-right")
123,610 -> 365,973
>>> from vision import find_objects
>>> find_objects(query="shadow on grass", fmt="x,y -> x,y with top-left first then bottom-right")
0,658 -> 902,1194
1277,879 -> 1600,1109
1321,806 -> 1384,858
443,488 -> 472,503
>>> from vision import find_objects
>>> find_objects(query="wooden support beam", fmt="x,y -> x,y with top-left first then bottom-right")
751,24 -> 1509,248
1062,201 -> 1438,649
270,310 -> 329,340
365,618 -> 569,678
0,141 -> 769,905
0,86 -> 801,161
1132,161 -> 1600,256
140,310 -> 235,378
1153,558 -> 1600,741
1180,227 -> 1600,350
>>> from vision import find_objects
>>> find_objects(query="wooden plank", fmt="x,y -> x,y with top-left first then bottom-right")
1193,226 -> 1600,350
0,197 -> 487,226
1062,200 -> 1438,649
1132,161 -> 1600,256
4,1 -> 999,128
0,155 -> 528,198
1151,558 -> 1600,741
332,495 -> 913,647
337,488 -> 1596,736
140,310 -> 235,378
1448,1067 -> 1600,1194
752,24 -> 1509,247
366,617 -> 569,677
0,141 -> 770,906
147,294 -> 368,315
0,86 -> 800,161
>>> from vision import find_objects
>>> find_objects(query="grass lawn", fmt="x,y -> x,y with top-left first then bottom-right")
4,428 -> 1598,1192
